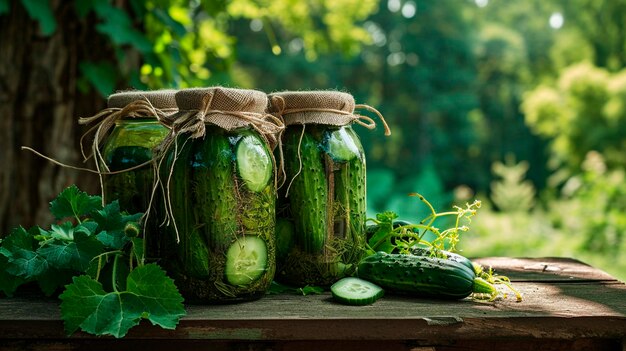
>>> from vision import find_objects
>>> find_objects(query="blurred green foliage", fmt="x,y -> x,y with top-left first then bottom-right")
490,155 -> 535,213
9,0 -> 626,280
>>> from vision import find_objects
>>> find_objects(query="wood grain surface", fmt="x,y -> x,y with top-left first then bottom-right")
1,257 -> 625,351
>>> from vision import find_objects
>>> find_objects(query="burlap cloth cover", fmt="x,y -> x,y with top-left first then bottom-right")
157,87 -> 284,152
268,90 -> 391,135
107,89 -> 178,110
156,87 -> 284,243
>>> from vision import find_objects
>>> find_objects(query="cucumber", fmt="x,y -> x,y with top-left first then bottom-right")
275,218 -> 294,266
225,236 -> 268,286
331,277 -> 384,306
236,134 -> 272,192
330,129 -> 367,265
283,127 -> 327,253
161,127 -> 276,301
324,127 -> 362,162
194,131 -> 238,251
357,252 -> 484,299
327,145 -> 366,266
409,247 -> 475,273
165,138 -> 211,277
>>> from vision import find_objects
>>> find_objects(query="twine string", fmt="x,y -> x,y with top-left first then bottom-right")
271,96 -> 391,194
154,92 -> 285,243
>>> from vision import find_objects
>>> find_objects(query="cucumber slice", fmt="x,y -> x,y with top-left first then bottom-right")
236,135 -> 272,192
325,127 -> 361,162
330,277 -> 384,306
225,236 -> 268,286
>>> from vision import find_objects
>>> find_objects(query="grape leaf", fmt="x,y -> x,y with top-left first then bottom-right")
59,275 -> 144,337
49,185 -> 102,220
38,232 -> 104,272
7,249 -> 48,279
91,200 -> 142,249
48,221 -> 74,241
0,254 -> 26,297
124,263 -> 186,329
47,221 -> 99,241
60,264 -> 185,338
1,226 -> 43,292
2,226 -> 37,253
20,0 -> 57,35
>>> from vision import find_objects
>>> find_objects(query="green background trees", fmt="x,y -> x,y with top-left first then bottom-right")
1,0 -> 625,279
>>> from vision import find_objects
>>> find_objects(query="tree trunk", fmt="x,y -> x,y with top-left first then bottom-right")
0,1 -> 112,235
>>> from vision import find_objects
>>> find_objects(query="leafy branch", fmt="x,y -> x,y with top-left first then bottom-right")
0,185 -> 185,338
365,193 -> 521,301
366,193 -> 481,255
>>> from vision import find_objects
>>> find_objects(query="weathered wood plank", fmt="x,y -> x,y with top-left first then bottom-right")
0,281 -> 624,340
2,280 -> 624,323
473,257 -> 618,282
0,257 -> 624,350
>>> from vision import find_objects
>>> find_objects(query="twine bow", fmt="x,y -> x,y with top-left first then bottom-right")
269,95 -> 391,196
78,97 -> 175,165
269,95 -> 391,136
75,97 -> 176,207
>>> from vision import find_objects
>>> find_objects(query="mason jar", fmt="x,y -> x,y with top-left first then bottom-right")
158,87 -> 281,303
269,91 -> 376,287
100,90 -> 176,259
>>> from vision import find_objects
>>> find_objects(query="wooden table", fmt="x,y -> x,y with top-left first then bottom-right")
1,257 -> 625,351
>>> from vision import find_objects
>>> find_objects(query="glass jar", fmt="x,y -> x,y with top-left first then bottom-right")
269,91 -> 368,287
100,90 -> 176,259
159,87 -> 278,303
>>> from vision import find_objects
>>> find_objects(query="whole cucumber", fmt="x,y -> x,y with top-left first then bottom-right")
408,247 -> 476,273
284,128 -> 327,253
357,252 -> 494,299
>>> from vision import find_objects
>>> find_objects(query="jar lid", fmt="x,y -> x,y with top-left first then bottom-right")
175,87 -> 267,114
268,91 -> 356,126
107,89 -> 178,110
169,87 -> 270,131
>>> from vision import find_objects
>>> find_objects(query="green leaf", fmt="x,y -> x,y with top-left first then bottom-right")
49,185 -> 102,220
1,226 -> 37,254
0,255 -> 26,297
46,221 -> 97,241
60,264 -> 185,337
92,200 -> 142,249
267,281 -> 324,295
152,8 -> 186,37
2,226 -> 44,282
38,232 -> 104,272
0,0 -> 9,15
7,249 -> 48,279
367,211 -> 397,253
92,2 -> 152,53
298,285 -> 325,295
125,264 -> 186,329
20,0 -> 56,35
79,61 -> 118,97
48,221 -> 76,241
59,275 -> 144,337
